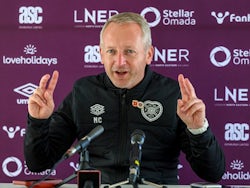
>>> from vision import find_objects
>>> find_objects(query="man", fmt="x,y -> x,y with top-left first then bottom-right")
24,12 -> 225,184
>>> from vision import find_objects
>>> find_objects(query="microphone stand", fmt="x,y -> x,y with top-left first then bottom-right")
107,177 -> 167,188
105,178 -> 132,188
141,178 -> 167,188
55,148 -> 91,188
105,166 -> 139,188
79,148 -> 91,170
108,129 -> 166,188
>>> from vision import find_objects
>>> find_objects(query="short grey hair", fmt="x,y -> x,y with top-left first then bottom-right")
100,12 -> 152,50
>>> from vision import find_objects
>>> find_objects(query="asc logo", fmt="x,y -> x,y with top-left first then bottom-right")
19,6 -> 43,24
225,123 -> 249,141
84,45 -> 101,63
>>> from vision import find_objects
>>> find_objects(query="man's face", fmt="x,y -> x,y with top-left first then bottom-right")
100,22 -> 154,89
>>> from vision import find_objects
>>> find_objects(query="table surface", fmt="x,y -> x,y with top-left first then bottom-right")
1,183 -> 250,188
0,183 -> 191,188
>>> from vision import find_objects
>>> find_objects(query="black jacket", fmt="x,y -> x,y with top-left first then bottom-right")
24,66 -> 225,184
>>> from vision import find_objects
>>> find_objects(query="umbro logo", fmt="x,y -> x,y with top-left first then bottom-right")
90,104 -> 105,124
14,83 -> 38,98
90,104 -> 105,116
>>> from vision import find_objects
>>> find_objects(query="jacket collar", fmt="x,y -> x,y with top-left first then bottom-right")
103,65 -> 153,93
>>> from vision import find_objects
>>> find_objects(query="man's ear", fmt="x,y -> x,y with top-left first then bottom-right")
99,46 -> 104,65
146,45 -> 154,65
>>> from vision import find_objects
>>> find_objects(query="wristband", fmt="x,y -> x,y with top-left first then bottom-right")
188,118 -> 209,135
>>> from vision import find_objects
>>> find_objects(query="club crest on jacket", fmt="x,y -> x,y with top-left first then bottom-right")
132,100 -> 163,122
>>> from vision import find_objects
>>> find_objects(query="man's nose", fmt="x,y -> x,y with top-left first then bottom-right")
116,53 -> 127,66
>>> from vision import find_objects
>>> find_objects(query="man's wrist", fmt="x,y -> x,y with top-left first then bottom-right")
188,118 -> 209,135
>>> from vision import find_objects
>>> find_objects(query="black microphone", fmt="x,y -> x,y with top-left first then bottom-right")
29,126 -> 104,188
62,125 -> 104,159
129,129 -> 146,184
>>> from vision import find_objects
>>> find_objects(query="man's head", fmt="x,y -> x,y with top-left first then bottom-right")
100,12 -> 152,50
99,12 -> 154,89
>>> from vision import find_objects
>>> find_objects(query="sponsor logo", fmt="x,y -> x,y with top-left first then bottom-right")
152,47 -> 190,67
2,125 -> 26,139
212,11 -> 250,24
141,7 -> 161,27
2,157 -> 22,177
2,44 -> 58,66
210,46 -> 231,67
210,46 -> 250,67
223,160 -> 250,181
213,86 -> 249,107
14,83 -> 38,105
224,123 -> 249,147
18,6 -> 43,29
74,8 -> 118,28
14,83 -> 37,98
90,104 -> 105,124
141,7 -> 196,27
231,160 -> 244,170
132,100 -> 163,122
73,7 -> 196,29
2,157 -> 56,177
90,104 -> 105,116
83,45 -> 103,68
211,11 -> 230,24
69,161 -> 79,171
24,44 -> 37,55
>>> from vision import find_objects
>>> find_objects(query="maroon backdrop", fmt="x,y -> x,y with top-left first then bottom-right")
1,0 -> 250,185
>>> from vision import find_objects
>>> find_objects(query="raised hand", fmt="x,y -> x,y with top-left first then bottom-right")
28,70 -> 59,119
177,74 -> 206,129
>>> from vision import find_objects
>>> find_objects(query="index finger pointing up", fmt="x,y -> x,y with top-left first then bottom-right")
39,73 -> 51,91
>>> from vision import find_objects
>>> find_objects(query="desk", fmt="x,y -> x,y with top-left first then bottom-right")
0,183 -> 190,188
1,183 -> 250,188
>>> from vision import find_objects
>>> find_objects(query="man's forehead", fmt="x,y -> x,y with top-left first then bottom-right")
104,22 -> 141,33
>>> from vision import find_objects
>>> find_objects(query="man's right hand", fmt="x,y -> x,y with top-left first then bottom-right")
28,70 -> 59,119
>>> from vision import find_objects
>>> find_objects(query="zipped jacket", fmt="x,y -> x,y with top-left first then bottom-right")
24,66 -> 225,184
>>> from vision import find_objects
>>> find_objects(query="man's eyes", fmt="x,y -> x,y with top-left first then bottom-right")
106,49 -> 136,55
125,49 -> 135,54
106,49 -> 115,54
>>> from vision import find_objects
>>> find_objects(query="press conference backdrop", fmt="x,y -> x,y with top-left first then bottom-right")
0,0 -> 249,185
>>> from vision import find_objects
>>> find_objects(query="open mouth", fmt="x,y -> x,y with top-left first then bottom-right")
114,69 -> 129,76
115,71 -> 128,75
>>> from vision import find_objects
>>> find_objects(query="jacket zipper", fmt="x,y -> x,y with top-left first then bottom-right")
116,89 -> 128,181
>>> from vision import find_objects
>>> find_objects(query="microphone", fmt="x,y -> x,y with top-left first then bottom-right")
129,129 -> 146,184
62,125 -> 104,159
29,126 -> 104,188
